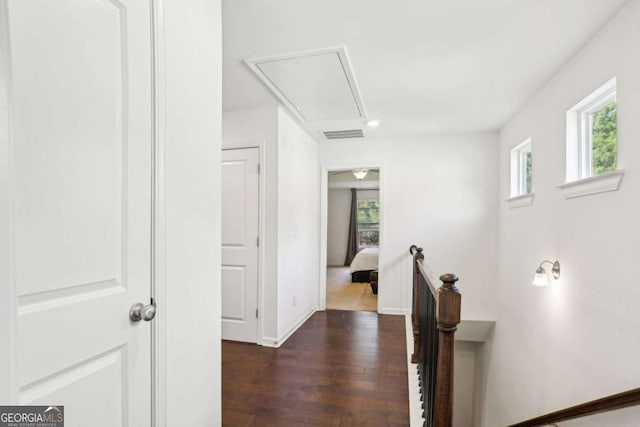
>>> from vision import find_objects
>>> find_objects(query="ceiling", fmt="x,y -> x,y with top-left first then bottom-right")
222,0 -> 628,141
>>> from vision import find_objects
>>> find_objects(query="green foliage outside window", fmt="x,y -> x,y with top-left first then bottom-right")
357,200 -> 379,246
592,100 -> 617,175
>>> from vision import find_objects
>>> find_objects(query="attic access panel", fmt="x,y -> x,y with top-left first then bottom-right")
246,46 -> 367,122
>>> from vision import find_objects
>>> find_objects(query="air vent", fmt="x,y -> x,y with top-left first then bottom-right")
322,129 -> 364,140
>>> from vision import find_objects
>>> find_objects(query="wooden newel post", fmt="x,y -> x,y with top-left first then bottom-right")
411,247 -> 424,364
433,273 -> 461,427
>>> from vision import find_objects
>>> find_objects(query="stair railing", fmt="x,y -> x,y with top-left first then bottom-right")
410,245 -> 461,427
508,387 -> 640,426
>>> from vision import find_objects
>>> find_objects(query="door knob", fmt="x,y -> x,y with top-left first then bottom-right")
129,301 -> 156,322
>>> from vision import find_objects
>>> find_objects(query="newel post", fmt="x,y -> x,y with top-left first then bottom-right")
433,273 -> 461,427
411,246 -> 424,364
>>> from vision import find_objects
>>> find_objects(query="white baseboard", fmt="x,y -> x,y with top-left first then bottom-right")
276,307 -> 317,347
261,307 -> 317,348
380,307 -> 411,316
260,337 -> 279,348
405,315 -> 423,427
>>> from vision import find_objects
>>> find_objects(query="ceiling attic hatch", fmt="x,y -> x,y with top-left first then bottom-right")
245,46 -> 367,122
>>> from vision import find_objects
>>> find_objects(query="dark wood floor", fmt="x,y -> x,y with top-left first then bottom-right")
222,310 -> 410,426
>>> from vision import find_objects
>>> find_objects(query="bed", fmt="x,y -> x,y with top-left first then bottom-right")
349,247 -> 379,282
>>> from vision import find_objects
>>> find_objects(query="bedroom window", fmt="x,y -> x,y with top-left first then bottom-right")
510,138 -> 532,197
357,199 -> 379,247
566,77 -> 618,182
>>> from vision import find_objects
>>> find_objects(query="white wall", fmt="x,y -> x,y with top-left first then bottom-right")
319,133 -> 499,318
276,108 -> 320,341
163,0 -> 222,424
222,106 -> 320,345
222,107 -> 279,341
0,1 -> 10,402
480,1 -> 640,425
454,341 -> 479,427
562,406 -> 640,427
327,189 -> 350,266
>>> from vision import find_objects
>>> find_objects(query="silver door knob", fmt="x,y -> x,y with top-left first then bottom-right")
129,302 -> 156,322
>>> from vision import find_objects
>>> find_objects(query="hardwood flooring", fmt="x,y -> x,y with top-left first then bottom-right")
326,266 -> 377,312
222,310 -> 410,426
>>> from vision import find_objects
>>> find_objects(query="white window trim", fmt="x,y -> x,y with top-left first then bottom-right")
566,77 -> 617,183
558,170 -> 624,199
505,193 -> 535,209
509,138 -> 533,203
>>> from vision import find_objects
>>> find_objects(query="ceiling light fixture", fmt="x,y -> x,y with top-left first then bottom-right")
353,169 -> 368,180
366,119 -> 380,127
532,260 -> 561,287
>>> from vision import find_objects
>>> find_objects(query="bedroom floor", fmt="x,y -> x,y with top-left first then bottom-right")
326,266 -> 377,312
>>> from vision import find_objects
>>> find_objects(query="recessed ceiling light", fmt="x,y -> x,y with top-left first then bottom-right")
366,119 -> 380,127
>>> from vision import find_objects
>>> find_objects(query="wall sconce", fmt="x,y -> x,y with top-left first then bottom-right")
532,260 -> 560,287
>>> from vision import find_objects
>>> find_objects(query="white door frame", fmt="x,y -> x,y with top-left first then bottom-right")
152,0 -> 222,424
150,1 -> 167,425
319,164 -> 385,312
0,0 -> 14,402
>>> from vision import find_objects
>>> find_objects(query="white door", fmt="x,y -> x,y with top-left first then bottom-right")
222,148 -> 259,343
1,1 -> 154,425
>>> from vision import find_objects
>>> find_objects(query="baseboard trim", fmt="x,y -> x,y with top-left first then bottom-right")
276,307 -> 317,347
379,307 -> 410,316
261,307 -> 317,348
260,337 -> 278,348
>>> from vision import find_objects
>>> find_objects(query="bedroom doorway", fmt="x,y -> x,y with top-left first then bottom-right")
325,169 -> 380,312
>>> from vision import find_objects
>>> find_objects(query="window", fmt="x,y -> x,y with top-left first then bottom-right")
510,138 -> 532,197
356,199 -> 379,247
566,78 -> 617,182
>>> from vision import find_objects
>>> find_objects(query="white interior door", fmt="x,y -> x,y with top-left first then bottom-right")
222,148 -> 259,343
1,1 -> 154,425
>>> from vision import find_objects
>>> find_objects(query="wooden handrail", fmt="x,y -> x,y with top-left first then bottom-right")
508,387 -> 640,427
410,245 -> 446,298
416,258 -> 439,298
410,245 -> 461,427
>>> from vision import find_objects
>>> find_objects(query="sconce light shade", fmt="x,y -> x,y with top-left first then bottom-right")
532,267 -> 550,287
532,260 -> 561,287
353,169 -> 368,180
